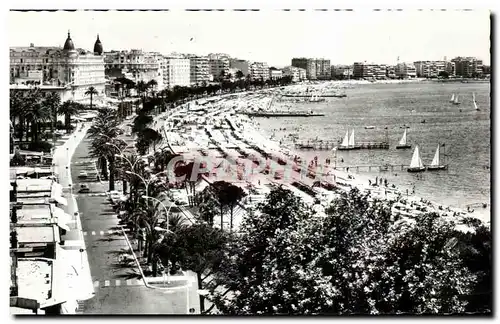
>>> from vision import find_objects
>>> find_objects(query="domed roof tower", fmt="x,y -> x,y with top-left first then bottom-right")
93,34 -> 103,55
63,31 -> 75,51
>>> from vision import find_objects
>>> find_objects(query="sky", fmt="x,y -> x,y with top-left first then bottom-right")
8,9 -> 491,67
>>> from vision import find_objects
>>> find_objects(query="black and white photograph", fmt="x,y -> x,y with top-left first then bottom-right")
7,5 -> 492,316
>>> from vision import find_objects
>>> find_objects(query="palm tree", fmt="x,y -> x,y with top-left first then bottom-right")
10,90 -> 25,140
58,100 -> 83,133
24,91 -> 49,144
42,92 -> 61,136
88,108 -> 123,190
85,86 -> 99,110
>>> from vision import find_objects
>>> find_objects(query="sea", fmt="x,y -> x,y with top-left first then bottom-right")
256,81 -> 491,222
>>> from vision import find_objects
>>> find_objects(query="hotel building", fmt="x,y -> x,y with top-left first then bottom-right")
10,32 -> 106,103
413,60 -> 454,78
161,56 -> 191,88
104,49 -> 163,87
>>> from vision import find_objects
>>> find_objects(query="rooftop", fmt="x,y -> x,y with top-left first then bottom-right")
16,225 -> 60,245
17,259 -> 53,302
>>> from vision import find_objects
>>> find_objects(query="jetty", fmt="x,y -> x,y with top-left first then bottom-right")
283,94 -> 347,98
239,111 -> 325,117
294,140 -> 389,150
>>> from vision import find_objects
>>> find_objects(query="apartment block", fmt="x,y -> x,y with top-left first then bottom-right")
451,57 -> 483,77
269,69 -> 283,80
249,62 -> 270,81
161,56 -> 190,88
395,63 -> 417,78
315,59 -> 331,80
208,53 -> 230,80
283,66 -> 306,82
104,49 -> 162,86
187,55 -> 210,85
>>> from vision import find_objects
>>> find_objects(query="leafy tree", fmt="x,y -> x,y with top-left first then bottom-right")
208,187 -> 483,315
132,113 -> 153,134
136,127 -> 162,155
235,70 -> 244,79
85,86 -> 99,110
438,71 -> 450,79
155,223 -> 230,313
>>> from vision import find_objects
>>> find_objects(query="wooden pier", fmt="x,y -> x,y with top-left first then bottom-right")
331,164 -> 409,172
294,140 -> 389,150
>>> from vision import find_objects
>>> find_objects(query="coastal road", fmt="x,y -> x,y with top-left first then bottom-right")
71,135 -> 195,314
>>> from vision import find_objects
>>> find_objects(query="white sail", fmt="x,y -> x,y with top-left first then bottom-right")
454,94 -> 460,104
430,145 -> 440,166
348,130 -> 355,146
399,129 -> 407,145
450,94 -> 455,102
474,101 -> 479,110
410,145 -> 424,169
341,130 -> 349,147
473,93 -> 479,110
472,92 -> 476,101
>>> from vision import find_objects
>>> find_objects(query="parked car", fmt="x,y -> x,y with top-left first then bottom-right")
78,184 -> 90,193
78,171 -> 88,179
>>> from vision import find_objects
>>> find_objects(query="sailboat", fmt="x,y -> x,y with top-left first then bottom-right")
450,93 -> 455,103
452,94 -> 461,105
473,92 -> 480,111
427,144 -> 447,170
348,130 -> 355,147
338,129 -> 360,150
396,129 -> 411,149
407,145 -> 425,172
338,130 -> 350,149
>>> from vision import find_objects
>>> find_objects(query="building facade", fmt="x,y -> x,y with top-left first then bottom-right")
451,57 -> 483,77
283,66 -> 306,82
413,60 -> 455,78
208,53 -> 230,80
161,56 -> 190,88
331,65 -> 353,79
104,49 -> 162,86
395,63 -> 417,79
291,58 -> 317,80
249,62 -> 270,81
10,32 -> 106,102
187,56 -> 210,85
269,69 -> 283,80
315,59 -> 331,80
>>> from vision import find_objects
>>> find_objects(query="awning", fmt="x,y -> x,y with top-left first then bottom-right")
50,196 -> 67,206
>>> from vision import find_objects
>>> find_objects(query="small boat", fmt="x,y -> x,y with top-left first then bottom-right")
452,94 -> 461,105
407,145 -> 425,172
379,164 -> 390,172
427,144 -> 447,170
421,120 -> 426,124
338,129 -> 360,150
450,93 -> 455,103
396,129 -> 411,149
473,92 -> 480,111
364,126 -> 375,129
